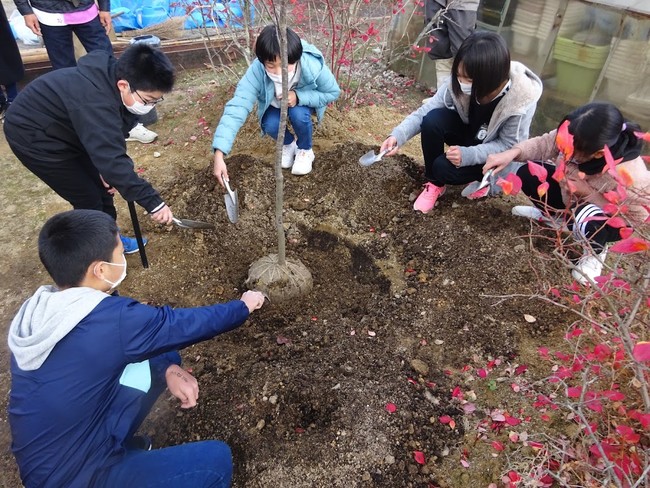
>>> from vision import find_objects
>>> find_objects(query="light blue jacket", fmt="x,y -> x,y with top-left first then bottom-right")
212,40 -> 340,155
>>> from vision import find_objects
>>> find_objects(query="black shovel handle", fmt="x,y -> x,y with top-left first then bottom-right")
127,201 -> 149,268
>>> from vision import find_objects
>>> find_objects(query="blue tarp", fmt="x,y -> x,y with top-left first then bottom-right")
111,0 -> 248,33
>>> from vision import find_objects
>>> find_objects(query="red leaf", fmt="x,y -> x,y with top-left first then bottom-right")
552,158 -> 566,182
515,364 -> 528,375
477,368 -> 488,378
413,451 -> 426,465
496,173 -> 522,196
385,402 -> 397,413
566,386 -> 582,398
527,161 -> 548,182
439,415 -> 452,424
632,342 -> 650,362
555,120 -> 574,160
508,470 -> 522,482
616,424 -> 641,444
619,227 -> 634,239
505,416 -> 521,426
606,216 -> 627,228
610,237 -> 650,254
537,181 -> 549,198
451,386 -> 463,399
634,131 -> 650,142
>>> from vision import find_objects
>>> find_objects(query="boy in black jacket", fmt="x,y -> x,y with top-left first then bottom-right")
3,44 -> 174,253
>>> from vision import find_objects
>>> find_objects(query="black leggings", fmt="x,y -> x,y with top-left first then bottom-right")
420,107 -> 484,186
517,162 -> 620,252
9,146 -> 117,220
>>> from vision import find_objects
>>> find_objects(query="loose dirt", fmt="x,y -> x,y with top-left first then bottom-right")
0,69 -> 569,487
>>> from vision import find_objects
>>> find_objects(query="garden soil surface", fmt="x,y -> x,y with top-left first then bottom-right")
0,70 -> 570,487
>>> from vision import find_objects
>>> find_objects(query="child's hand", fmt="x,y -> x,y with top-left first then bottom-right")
150,204 -> 174,225
165,364 -> 199,409
277,90 -> 298,107
240,290 -> 266,313
446,146 -> 462,166
484,147 -> 522,175
213,150 -> 229,188
380,136 -> 399,156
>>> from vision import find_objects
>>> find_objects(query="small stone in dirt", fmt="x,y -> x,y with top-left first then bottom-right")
417,272 -> 428,283
408,465 -> 418,475
362,472 -> 371,482
153,151 -> 161,158
406,287 -> 417,295
384,455 -> 395,465
442,278 -> 451,286
434,339 -> 444,345
256,419 -> 265,430
514,244 -> 526,252
269,395 -> 278,405
410,358 -> 429,375
451,202 -> 460,208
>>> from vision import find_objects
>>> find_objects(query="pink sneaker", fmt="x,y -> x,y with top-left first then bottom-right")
413,183 -> 446,213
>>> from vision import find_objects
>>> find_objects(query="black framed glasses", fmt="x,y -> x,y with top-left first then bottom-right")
132,89 -> 164,106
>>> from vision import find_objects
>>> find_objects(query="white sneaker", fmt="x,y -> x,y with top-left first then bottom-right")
281,141 -> 297,169
292,148 -> 314,175
512,205 -> 543,220
512,205 -> 566,231
126,123 -> 157,144
572,249 -> 607,285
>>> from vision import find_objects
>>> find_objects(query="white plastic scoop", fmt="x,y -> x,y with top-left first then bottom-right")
461,168 -> 494,199
359,147 -> 393,167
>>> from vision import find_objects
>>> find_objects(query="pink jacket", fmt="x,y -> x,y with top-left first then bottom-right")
514,130 -> 650,225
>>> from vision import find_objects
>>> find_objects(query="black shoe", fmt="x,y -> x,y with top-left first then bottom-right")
126,435 -> 153,451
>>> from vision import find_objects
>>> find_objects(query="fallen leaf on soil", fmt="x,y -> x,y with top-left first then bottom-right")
368,330 -> 376,337
460,459 -> 470,468
523,314 -> 536,323
385,403 -> 397,413
276,336 -> 291,345
509,431 -> 519,443
462,403 -> 476,414
491,441 -> 505,451
413,451 -> 426,465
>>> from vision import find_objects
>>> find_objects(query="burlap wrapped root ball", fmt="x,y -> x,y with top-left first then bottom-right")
246,254 -> 313,302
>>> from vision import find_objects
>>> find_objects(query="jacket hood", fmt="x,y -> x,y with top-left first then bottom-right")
8,286 -> 109,371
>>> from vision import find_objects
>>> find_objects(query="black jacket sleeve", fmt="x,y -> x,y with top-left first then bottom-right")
68,101 -> 165,213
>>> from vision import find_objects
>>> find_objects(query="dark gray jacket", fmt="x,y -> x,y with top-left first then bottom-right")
14,0 -> 109,16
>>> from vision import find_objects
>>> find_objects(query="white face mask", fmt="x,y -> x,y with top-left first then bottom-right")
459,81 -> 473,96
121,84 -> 155,115
265,68 -> 296,83
96,255 -> 127,291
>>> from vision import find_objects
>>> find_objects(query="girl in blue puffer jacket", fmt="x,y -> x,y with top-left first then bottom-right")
212,24 -> 340,181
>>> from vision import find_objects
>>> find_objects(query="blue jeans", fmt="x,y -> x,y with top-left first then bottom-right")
94,441 -> 233,488
261,105 -> 314,149
93,360 -> 232,487
40,16 -> 113,70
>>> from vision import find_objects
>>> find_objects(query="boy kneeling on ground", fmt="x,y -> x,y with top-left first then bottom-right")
8,209 -> 265,488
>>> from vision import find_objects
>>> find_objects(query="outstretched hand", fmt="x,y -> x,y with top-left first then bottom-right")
213,150 -> 229,189
484,147 -> 522,175
240,290 -> 266,313
165,364 -> 199,409
379,136 -> 399,157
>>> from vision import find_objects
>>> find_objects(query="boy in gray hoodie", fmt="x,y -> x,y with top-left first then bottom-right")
8,209 -> 265,488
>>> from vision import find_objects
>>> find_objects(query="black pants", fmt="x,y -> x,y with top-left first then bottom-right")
517,162 -> 620,252
420,107 -> 484,187
40,16 -> 113,70
11,146 -> 117,219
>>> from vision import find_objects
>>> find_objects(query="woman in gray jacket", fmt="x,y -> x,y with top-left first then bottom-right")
379,32 -> 543,214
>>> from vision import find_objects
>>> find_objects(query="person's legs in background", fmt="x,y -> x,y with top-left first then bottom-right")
39,24 -> 78,69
